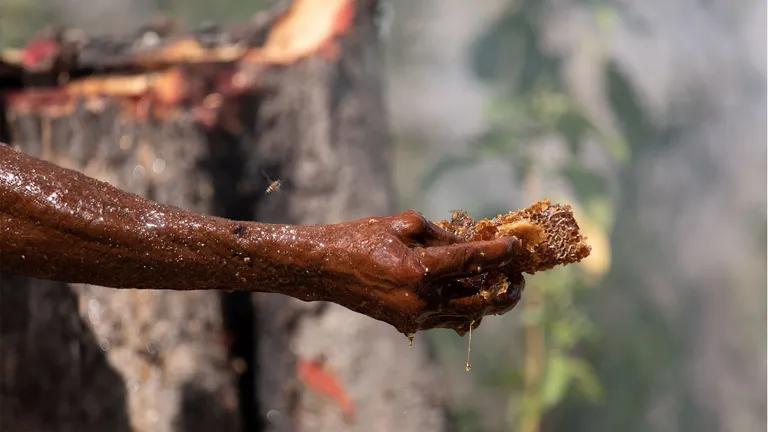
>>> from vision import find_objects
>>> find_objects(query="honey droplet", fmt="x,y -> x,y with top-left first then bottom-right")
406,333 -> 415,348
465,320 -> 474,372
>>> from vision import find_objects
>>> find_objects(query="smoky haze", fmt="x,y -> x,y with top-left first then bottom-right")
386,0 -> 765,431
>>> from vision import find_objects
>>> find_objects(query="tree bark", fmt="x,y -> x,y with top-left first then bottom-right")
2,102 -> 241,432
250,11 -> 445,432
1,1 -> 445,431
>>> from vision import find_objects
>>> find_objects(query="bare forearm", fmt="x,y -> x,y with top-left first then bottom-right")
0,143 -> 305,293
1,143 -> 532,334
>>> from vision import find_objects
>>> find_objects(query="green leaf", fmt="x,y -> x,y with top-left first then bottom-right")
541,355 -> 571,407
568,358 -> 604,402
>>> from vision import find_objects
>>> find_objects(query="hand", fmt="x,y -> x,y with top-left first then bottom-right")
1,144 -> 523,333
305,210 -> 525,334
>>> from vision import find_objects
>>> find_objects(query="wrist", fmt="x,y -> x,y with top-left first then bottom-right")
205,220 -> 326,294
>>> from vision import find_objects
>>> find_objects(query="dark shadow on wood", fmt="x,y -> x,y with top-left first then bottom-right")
0,275 -> 131,431
175,381 -> 240,432
203,126 -> 267,432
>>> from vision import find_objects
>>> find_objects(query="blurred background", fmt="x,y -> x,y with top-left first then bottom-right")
1,0 -> 765,431
386,1 -> 766,431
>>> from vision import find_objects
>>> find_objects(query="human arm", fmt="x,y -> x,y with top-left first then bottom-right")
0,143 -> 524,333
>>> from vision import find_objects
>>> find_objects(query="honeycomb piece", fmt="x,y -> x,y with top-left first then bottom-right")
437,200 -> 591,275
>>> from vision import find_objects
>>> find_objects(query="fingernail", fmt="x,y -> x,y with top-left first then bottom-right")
508,274 -> 525,301
506,237 -> 521,251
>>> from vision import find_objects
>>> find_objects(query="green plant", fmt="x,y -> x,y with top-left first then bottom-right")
421,1 -> 638,430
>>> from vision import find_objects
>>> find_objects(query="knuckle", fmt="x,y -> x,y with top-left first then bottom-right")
461,246 -> 476,265
462,247 -> 483,272
401,264 -> 426,287
408,212 -> 428,232
402,209 -> 420,218
485,241 -> 506,260
394,210 -> 427,235
408,210 -> 428,228
393,252 -> 425,286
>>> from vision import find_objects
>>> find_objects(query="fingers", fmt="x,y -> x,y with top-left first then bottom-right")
391,210 -> 461,246
416,221 -> 462,246
417,237 -> 522,281
415,272 -> 526,332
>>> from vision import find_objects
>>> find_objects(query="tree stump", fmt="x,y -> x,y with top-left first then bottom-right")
0,1 -> 445,430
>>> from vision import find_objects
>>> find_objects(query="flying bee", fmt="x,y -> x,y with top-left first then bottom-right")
265,179 -> 282,194
261,169 -> 283,195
